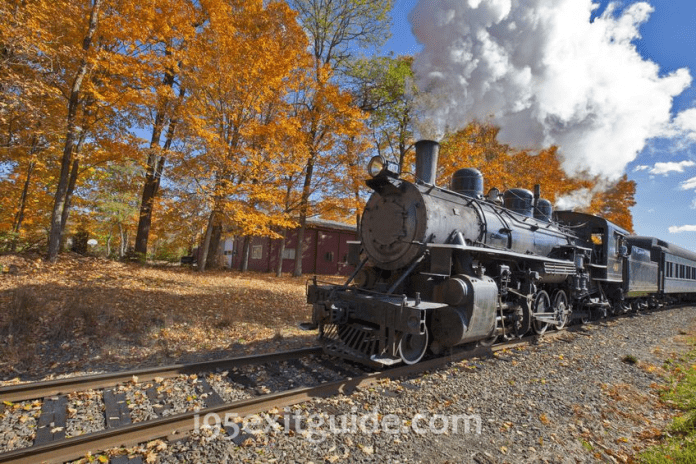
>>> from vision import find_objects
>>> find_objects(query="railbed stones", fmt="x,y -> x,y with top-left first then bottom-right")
147,307 -> 696,463
1,307 -> 693,462
0,399 -> 39,451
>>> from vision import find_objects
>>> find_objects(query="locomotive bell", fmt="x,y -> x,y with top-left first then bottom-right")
451,168 -> 484,198
503,188 -> 534,217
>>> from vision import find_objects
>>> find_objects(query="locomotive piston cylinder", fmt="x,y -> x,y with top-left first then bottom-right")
431,275 -> 498,347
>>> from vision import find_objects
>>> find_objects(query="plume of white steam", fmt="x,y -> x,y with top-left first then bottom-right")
409,0 -> 692,179
554,188 -> 594,210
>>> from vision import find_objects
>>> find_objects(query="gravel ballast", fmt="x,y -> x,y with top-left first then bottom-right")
149,306 -> 695,463
2,305 -> 692,463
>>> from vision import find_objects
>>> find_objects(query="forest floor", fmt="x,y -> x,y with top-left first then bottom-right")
0,253 -> 338,382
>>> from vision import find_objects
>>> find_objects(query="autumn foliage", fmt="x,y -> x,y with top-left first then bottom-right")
0,0 -> 636,270
438,124 -> 636,232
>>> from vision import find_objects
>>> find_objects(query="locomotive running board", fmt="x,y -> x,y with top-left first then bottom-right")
427,243 -> 576,265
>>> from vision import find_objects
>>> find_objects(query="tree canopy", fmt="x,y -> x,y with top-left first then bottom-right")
0,0 -> 637,267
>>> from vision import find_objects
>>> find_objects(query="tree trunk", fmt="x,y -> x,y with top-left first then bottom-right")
198,210 -> 215,272
117,223 -> 125,258
205,223 -> 222,269
134,81 -> 183,257
47,0 -> 102,262
106,230 -> 112,257
293,217 -> 307,277
275,229 -> 287,277
11,156 -> 36,251
241,236 -> 251,272
59,157 -> 80,235
293,150 -> 316,277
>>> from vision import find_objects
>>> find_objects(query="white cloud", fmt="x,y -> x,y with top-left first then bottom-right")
633,165 -> 650,172
673,108 -> 696,141
410,0 -> 692,179
669,225 -> 696,233
649,160 -> 695,175
680,176 -> 696,191
691,198 -> 696,210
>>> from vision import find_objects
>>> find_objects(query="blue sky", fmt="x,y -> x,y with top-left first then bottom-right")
381,0 -> 696,251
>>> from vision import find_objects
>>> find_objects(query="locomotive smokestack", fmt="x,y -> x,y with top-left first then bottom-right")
533,184 -> 541,209
415,140 -> 439,186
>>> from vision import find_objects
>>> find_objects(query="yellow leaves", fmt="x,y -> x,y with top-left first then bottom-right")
439,123 -> 635,231
146,439 -> 168,452
500,421 -> 513,432
583,174 -> 636,232
173,0 -> 340,243
358,444 -> 374,455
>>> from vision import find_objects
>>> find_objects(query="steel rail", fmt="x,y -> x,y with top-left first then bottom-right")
0,307 -> 676,463
0,347 -> 323,403
0,333 -> 569,464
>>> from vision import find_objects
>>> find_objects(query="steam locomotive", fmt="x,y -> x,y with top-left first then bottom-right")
304,140 -> 696,366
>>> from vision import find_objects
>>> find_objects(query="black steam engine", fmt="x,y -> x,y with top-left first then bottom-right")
305,140 -> 696,366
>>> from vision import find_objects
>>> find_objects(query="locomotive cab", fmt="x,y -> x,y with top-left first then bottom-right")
554,211 -> 627,283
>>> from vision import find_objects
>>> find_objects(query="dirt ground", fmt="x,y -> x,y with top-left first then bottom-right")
0,253 -> 341,382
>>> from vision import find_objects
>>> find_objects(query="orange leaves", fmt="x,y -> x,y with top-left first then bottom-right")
439,123 -> 636,231
168,0 -> 316,253
584,175 -> 637,232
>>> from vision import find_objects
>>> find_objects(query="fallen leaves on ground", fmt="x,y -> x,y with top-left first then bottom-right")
0,253 -> 340,380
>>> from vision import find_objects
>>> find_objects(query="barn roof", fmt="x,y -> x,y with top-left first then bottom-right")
307,218 -> 357,232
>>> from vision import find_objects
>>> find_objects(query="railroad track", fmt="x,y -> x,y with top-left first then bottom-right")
0,314 -> 647,464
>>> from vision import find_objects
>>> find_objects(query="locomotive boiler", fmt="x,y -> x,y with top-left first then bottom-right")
306,140 -> 587,366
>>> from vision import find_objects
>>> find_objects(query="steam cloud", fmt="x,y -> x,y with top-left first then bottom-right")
409,0 -> 692,179
554,188 -> 594,211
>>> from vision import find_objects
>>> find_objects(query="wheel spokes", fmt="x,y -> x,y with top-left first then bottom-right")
552,290 -> 569,330
532,290 -> 551,335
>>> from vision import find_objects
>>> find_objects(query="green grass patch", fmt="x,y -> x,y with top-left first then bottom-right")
640,336 -> 696,463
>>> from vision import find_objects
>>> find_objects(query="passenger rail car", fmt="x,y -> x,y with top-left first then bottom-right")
304,140 -> 696,367
627,236 -> 696,300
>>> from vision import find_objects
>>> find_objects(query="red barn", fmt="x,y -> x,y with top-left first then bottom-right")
225,219 -> 357,276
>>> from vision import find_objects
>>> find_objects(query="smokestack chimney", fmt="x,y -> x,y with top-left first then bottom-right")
415,140 -> 439,185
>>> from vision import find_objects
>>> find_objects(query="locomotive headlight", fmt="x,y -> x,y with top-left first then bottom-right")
367,156 -> 400,178
368,156 -> 385,177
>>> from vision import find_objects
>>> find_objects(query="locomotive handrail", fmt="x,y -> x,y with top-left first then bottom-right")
427,242 -> 576,265
466,197 -> 489,244
499,208 -> 567,234
340,256 -> 369,289
387,249 -> 428,295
